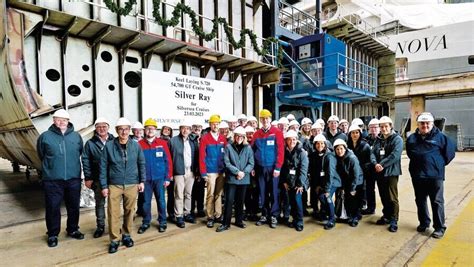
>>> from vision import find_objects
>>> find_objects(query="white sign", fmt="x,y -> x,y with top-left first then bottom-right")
142,69 -> 233,129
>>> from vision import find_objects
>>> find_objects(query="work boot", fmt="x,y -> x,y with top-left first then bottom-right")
388,221 -> 398,233
295,224 -> 304,232
176,217 -> 185,228
184,214 -> 196,224
67,230 -> 84,240
137,224 -> 150,234
324,221 -> 335,230
108,241 -> 120,254
47,236 -> 58,248
93,226 -> 105,238
206,219 -> 215,228
376,217 -> 389,225
122,235 -> 134,248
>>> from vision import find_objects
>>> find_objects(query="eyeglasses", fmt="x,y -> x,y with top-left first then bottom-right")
117,127 -> 130,132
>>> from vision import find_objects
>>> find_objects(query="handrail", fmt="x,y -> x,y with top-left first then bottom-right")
279,0 -> 319,36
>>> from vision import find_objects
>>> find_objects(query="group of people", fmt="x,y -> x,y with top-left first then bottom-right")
36,108 -> 455,253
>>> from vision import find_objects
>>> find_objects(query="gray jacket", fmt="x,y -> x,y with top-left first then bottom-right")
370,131 -> 403,177
169,135 -> 199,176
83,133 -> 114,181
224,143 -> 254,185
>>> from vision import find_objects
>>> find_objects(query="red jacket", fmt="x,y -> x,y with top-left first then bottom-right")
199,132 -> 227,176
251,126 -> 284,171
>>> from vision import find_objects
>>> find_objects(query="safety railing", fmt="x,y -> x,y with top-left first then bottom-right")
77,0 -> 278,66
279,0 -> 319,36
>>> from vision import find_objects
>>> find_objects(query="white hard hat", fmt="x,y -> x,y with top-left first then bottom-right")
417,112 -> 434,122
339,119 -> 349,125
53,109 -> 70,120
116,117 -> 131,127
226,116 -> 238,122
311,122 -> 323,130
179,120 -> 193,127
247,115 -> 257,122
287,114 -> 296,121
233,126 -> 246,135
244,126 -> 255,133
192,120 -> 204,127
368,118 -> 379,126
289,120 -> 300,127
333,138 -> 347,148
94,117 -> 109,126
271,120 -> 278,126
348,124 -> 361,133
238,114 -> 247,120
327,115 -> 340,123
379,116 -> 393,125
316,118 -> 325,125
352,118 -> 364,126
278,117 -> 289,125
313,134 -> 327,143
301,117 -> 313,125
219,121 -> 229,129
132,121 -> 144,129
284,130 -> 298,139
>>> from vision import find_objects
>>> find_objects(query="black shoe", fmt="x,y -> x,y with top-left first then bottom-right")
68,230 -> 84,240
235,222 -> 247,229
256,216 -> 267,226
431,229 -> 445,239
158,224 -> 167,233
417,225 -> 428,232
349,220 -> 359,227
137,224 -> 150,234
361,209 -> 375,215
215,216 -> 223,223
295,224 -> 304,232
206,219 -> 215,228
287,220 -> 294,228
242,214 -> 248,221
216,224 -> 230,232
108,241 -> 120,254
168,215 -> 176,223
303,209 -> 310,217
184,215 -> 196,224
388,223 -> 398,233
122,235 -> 134,247
376,217 -> 389,225
324,221 -> 335,230
93,227 -> 105,238
270,216 -> 278,229
47,236 -> 58,248
196,211 -> 206,218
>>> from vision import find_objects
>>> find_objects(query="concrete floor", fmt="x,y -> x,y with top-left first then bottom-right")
0,153 -> 473,266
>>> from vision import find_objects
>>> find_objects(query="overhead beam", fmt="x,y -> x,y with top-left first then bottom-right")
163,46 -> 188,71
143,40 -> 166,68
88,25 -> 112,60
117,33 -> 141,63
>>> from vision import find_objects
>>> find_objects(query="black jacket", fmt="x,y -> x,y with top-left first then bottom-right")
309,149 -> 333,188
281,143 -> 309,190
370,131 -> 403,177
323,128 -> 348,145
83,133 -> 115,181
348,139 -> 372,173
336,149 -> 363,192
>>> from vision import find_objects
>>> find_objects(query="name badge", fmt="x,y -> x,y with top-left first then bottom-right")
380,150 -> 385,156
221,148 -> 224,153
156,151 -> 163,157
289,169 -> 296,175
320,171 -> 325,177
267,140 -> 275,146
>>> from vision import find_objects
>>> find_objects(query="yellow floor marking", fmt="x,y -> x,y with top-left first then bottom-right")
251,229 -> 325,267
422,198 -> 474,266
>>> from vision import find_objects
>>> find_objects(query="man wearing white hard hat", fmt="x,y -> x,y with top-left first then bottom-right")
226,115 -> 238,131
286,114 -> 296,122
131,121 -> 144,142
323,115 -> 347,145
99,117 -> 146,253
277,117 -> 290,134
363,117 -> 380,215
37,109 -> 84,247
83,117 -> 114,238
339,119 -> 349,134
219,121 -> 232,142
310,123 -> 323,143
280,130 -> 309,231
238,114 -> 248,127
406,112 -> 455,239
170,120 -> 200,228
246,115 -> 259,130
288,120 -> 300,132
370,116 -> 403,233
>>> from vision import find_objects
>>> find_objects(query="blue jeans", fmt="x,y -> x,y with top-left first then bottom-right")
43,178 -> 81,237
257,166 -> 280,218
142,179 -> 167,225
319,186 -> 338,223
289,188 -> 304,226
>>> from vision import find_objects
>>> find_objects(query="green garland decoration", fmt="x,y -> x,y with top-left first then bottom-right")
103,0 -> 283,67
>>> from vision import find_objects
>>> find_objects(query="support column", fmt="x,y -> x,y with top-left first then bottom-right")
410,95 -> 425,132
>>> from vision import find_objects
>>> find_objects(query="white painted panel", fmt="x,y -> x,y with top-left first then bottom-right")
218,0 -> 229,54
189,63 -> 200,77
95,44 -> 120,124
169,59 -> 183,74
232,0 -> 242,57
145,0 -> 163,35
63,1 -> 90,19
221,70 -> 230,82
254,7 -> 263,62
69,104 -> 94,132
120,0 -> 141,31
36,0 -> 60,10
246,79 -> 254,115
233,75 -> 243,115
148,54 -> 164,71
23,36 -> 38,94
202,0 -> 215,50
122,49 -> 142,122
40,35 -> 62,107
206,67 -> 216,80
165,0 -> 182,39
92,0 -> 118,26
245,6 -> 254,60
184,0 -> 200,45
64,38 -> 93,106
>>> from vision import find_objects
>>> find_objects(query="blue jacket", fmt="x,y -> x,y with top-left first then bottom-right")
99,138 -> 146,188
406,127 -> 455,180
224,143 -> 254,185
370,131 -> 403,177
83,133 -> 114,181
139,137 -> 173,181
170,135 -> 199,176
252,126 -> 285,170
199,132 -> 227,176
36,123 -> 83,181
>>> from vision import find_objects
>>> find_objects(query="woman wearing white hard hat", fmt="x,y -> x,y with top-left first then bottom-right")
339,119 -> 349,134
332,138 -> 364,227
288,120 -> 300,132
310,122 -> 323,143
217,127 -> 254,232
277,117 -> 290,133
246,115 -> 258,130
370,116 -> 403,233
280,130 -> 309,231
347,125 -> 372,218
